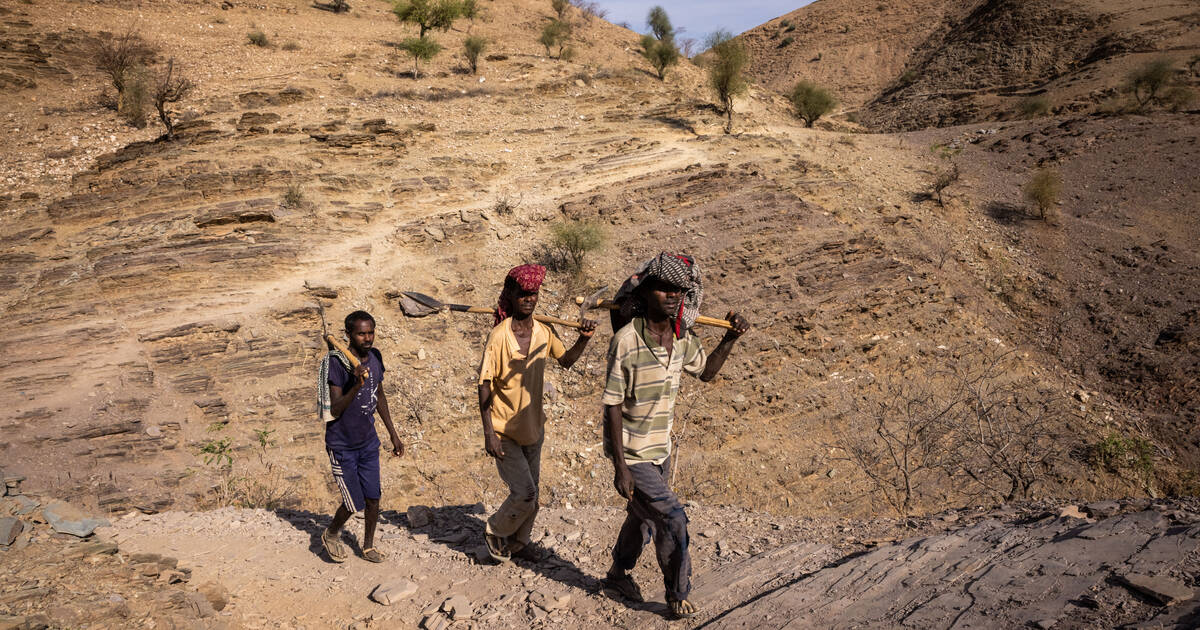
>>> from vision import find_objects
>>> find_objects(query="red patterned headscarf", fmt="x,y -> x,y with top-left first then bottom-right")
495,264 -> 546,324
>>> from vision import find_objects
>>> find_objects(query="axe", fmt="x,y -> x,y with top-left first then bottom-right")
575,295 -> 735,330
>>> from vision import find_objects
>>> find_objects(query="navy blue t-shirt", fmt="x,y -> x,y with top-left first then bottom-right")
325,348 -> 384,450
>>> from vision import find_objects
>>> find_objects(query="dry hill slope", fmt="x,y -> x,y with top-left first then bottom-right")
742,0 -> 1200,131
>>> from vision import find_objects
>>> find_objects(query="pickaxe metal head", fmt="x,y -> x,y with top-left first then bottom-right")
578,285 -> 609,321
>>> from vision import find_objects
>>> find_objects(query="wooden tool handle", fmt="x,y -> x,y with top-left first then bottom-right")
324,334 -> 361,369
534,314 -> 582,329
576,298 -> 733,330
448,303 -> 582,329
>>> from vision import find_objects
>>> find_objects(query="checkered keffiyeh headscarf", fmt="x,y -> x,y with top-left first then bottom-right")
495,264 -> 546,324
613,252 -> 703,338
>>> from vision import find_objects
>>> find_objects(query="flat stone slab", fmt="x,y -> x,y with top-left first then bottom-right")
702,511 -> 1200,629
42,501 -> 110,537
370,580 -> 418,606
0,517 -> 22,546
1118,573 -> 1195,606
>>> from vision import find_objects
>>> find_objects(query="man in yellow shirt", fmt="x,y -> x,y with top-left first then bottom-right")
478,264 -> 597,562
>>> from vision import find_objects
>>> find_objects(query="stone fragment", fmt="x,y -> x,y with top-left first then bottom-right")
424,226 -> 445,242
0,518 -> 22,546
0,614 -> 48,630
528,589 -> 570,611
42,501 -> 110,537
1059,505 -> 1087,519
1118,573 -> 1194,606
701,529 -> 719,538
145,425 -> 163,438
420,614 -> 448,630
1085,501 -> 1121,518
198,581 -> 229,611
441,594 -> 472,619
408,505 -> 434,528
370,580 -> 418,605
65,541 -> 118,558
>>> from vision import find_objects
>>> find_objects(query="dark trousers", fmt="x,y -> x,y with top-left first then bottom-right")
612,457 -> 691,601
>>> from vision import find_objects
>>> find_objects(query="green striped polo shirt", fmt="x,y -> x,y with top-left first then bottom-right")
602,317 -> 706,465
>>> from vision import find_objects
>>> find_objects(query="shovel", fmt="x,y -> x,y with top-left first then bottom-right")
575,296 -> 735,330
400,291 -> 586,329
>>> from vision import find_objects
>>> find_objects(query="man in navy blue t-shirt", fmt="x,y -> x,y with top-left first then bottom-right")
322,310 -> 404,563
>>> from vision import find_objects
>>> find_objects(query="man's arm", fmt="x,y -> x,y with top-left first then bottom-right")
699,312 -> 751,382
478,381 -> 504,458
557,319 -> 597,368
329,363 -> 368,417
605,404 -> 634,499
376,385 -> 403,456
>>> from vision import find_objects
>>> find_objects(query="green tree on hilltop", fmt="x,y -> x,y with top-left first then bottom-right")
640,6 -> 680,80
705,30 -> 749,134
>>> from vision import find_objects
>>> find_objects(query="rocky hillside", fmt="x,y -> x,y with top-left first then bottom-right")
741,0 -> 1200,131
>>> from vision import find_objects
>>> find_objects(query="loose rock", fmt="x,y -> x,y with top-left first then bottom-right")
43,501 -> 110,537
370,580 -> 418,606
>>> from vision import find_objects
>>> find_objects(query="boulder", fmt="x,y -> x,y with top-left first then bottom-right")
42,501 -> 110,537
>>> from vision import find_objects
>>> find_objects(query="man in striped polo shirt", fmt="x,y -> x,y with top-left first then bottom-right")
600,253 -> 750,619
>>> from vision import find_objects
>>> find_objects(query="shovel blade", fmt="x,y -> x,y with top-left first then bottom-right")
399,291 -> 442,317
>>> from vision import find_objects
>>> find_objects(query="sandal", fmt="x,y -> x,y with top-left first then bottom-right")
362,547 -> 386,563
668,598 -> 697,619
601,572 -> 643,603
484,532 -> 511,563
322,528 -> 347,563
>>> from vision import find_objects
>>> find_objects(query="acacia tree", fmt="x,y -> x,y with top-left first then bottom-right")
640,6 -> 680,80
392,0 -> 462,38
789,80 -> 836,127
539,19 -> 572,59
399,36 -> 442,78
705,30 -> 748,134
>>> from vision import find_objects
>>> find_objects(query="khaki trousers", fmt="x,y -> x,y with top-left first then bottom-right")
486,436 -> 543,548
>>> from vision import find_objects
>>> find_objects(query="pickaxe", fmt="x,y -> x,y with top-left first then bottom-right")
575,295 -> 735,330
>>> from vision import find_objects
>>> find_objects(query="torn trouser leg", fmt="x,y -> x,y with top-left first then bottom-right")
611,456 -> 691,601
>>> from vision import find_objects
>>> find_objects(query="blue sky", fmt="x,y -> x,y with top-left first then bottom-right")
599,1 -> 813,41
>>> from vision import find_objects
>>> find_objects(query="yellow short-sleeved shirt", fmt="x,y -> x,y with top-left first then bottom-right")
478,318 -> 566,445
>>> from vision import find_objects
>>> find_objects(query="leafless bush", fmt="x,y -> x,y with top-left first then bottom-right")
570,0 -> 606,21
492,193 -> 521,215
95,29 -> 157,97
118,65 -> 151,128
153,58 -> 194,139
835,347 -> 1071,517
833,373 -> 955,520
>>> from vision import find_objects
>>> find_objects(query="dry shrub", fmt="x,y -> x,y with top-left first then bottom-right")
118,65 -> 151,128
537,220 -> 604,273
834,346 -> 1072,518
1024,168 -> 1061,222
95,29 -> 157,97
153,58 -> 194,139
931,163 -> 959,207
247,30 -> 269,47
1017,95 -> 1052,118
463,35 -> 486,74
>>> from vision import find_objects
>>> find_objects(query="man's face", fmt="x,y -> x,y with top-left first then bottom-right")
514,287 -> 539,317
347,319 -> 375,354
644,278 -> 684,319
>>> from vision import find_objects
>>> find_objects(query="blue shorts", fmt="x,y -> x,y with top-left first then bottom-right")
326,443 -> 381,512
